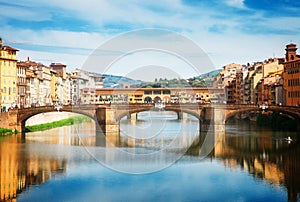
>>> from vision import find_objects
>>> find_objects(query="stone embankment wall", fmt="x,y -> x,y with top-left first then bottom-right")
0,110 -> 18,130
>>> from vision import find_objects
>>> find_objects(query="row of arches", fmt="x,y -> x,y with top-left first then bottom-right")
20,104 -> 300,133
144,96 -> 169,103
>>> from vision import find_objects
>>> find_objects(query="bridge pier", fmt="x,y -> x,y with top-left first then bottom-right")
177,112 -> 183,120
127,113 -> 137,120
200,107 -> 213,132
95,107 -> 119,134
0,110 -> 22,132
213,108 -> 226,131
177,112 -> 188,120
199,107 -> 226,132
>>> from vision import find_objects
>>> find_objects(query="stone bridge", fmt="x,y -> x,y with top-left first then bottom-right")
0,103 -> 300,133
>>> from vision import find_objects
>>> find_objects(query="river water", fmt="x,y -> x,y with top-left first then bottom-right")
0,111 -> 299,201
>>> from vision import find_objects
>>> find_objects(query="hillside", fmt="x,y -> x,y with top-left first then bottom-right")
103,69 -> 221,88
198,69 -> 222,78
103,74 -> 142,88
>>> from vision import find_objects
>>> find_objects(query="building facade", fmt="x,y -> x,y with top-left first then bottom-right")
70,69 -> 105,104
16,62 -> 26,108
214,63 -> 245,104
50,63 -> 72,105
0,38 -> 19,111
283,43 -> 300,106
94,88 -> 224,104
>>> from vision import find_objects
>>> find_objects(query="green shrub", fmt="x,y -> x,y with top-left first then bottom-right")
0,127 -> 14,136
26,116 -> 92,132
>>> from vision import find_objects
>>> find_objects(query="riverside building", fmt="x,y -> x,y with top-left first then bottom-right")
0,38 -> 19,111
283,43 -> 300,106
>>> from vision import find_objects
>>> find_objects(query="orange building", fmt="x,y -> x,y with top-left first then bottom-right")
283,44 -> 300,106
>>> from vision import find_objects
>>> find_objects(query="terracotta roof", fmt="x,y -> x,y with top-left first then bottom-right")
18,60 -> 46,68
50,62 -> 66,67
2,45 -> 19,51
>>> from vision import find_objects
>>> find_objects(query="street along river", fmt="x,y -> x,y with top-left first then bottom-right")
0,111 -> 299,201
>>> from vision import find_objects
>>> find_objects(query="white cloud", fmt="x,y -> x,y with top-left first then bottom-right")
1,26 -> 109,49
17,49 -> 88,70
225,0 -> 246,9
1,0 -> 300,77
0,3 -> 52,21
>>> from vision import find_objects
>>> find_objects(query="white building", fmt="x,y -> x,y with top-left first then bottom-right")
70,69 -> 105,104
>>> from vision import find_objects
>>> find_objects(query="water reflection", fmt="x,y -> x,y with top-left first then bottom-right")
0,112 -> 298,201
0,135 -> 67,201
217,122 -> 299,202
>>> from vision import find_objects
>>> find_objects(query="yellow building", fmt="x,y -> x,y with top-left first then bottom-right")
95,88 -> 224,104
50,68 -> 67,105
263,58 -> 284,76
0,38 -> 19,111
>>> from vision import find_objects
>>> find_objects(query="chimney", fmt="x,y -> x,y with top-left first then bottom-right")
0,38 -> 2,49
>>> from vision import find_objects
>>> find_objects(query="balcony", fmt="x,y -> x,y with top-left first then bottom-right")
19,92 -> 26,96
17,81 -> 27,86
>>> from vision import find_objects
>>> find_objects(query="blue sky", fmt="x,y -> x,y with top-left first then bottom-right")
1,0 -> 300,78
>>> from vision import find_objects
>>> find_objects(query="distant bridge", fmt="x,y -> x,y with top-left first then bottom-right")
1,103 -> 300,132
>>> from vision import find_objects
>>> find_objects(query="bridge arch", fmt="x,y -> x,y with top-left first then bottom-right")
14,104 -> 300,133
162,96 -> 170,103
116,107 -> 201,122
224,106 -> 300,123
225,108 -> 260,123
24,111 -> 96,129
18,105 -> 97,131
144,96 -> 152,103
267,107 -> 300,120
164,108 -> 201,120
153,96 -> 162,103
116,109 -> 154,121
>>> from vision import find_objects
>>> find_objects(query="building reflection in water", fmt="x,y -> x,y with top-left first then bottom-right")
187,128 -> 299,202
0,135 -> 67,201
0,115 -> 299,201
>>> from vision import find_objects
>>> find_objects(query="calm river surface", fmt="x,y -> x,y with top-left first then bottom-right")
0,111 -> 299,202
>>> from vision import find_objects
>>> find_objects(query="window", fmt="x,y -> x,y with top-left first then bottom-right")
154,90 -> 161,95
163,90 -> 170,94
144,90 -> 152,95
3,87 -> 6,93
